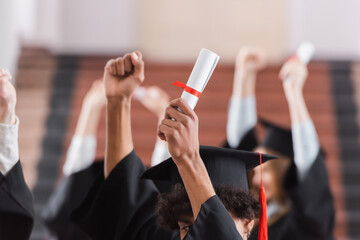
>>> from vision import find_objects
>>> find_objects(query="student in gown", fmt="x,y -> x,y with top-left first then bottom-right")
0,68 -> 34,239
71,51 -> 277,239
42,81 -> 171,239
41,79 -> 106,240
225,47 -> 335,239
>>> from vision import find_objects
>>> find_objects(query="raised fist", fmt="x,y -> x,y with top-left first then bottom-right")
103,51 -> 144,99
236,47 -> 266,73
0,69 -> 16,124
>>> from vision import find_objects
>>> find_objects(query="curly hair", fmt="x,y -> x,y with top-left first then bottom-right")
155,184 -> 260,230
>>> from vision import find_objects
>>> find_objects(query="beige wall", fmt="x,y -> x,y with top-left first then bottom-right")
138,0 -> 290,63
0,1 -> 21,75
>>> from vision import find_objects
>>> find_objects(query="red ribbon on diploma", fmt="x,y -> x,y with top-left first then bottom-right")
173,81 -> 202,98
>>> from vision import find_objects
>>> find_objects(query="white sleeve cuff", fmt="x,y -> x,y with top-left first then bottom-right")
0,116 -> 20,176
63,135 -> 97,176
292,120 -> 320,181
151,140 -> 171,166
226,96 -> 257,148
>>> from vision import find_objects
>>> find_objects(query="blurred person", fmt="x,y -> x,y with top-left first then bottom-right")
42,81 -> 172,239
0,69 -> 34,239
225,47 -> 335,239
41,79 -> 106,240
133,85 -> 171,166
71,51 -> 276,239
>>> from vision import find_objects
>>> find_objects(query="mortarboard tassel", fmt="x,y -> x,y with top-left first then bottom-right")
257,152 -> 268,240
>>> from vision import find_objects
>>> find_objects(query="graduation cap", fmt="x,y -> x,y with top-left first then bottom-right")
142,145 -> 277,192
259,119 -> 294,159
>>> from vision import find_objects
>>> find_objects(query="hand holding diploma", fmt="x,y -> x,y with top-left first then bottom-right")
173,48 -> 220,109
280,41 -> 314,84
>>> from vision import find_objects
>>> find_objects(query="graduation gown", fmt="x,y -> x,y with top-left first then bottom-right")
71,150 -> 244,240
0,160 -> 34,240
41,161 -> 104,240
224,128 -> 335,240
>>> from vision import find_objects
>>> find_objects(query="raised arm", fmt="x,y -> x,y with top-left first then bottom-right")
0,69 -> 17,175
63,80 -> 106,176
280,60 -> 320,180
158,98 -> 215,219
0,68 -> 34,239
279,59 -> 334,239
227,47 -> 266,149
104,51 -> 144,178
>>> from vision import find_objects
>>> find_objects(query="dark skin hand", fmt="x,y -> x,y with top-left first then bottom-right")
103,51 -> 145,178
158,98 -> 215,219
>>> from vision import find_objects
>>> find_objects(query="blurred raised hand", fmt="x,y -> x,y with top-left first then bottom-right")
134,86 -> 169,119
232,47 -> 266,98
0,69 -> 16,124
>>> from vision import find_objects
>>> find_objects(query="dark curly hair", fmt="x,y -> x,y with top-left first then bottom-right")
155,184 -> 260,230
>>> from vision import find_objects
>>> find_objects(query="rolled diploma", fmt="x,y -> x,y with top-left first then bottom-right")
296,42 -> 315,65
181,48 -> 220,109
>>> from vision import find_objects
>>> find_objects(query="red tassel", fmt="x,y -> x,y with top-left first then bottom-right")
257,152 -> 268,240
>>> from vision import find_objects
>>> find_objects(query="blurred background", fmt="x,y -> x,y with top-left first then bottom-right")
1,0 -> 360,239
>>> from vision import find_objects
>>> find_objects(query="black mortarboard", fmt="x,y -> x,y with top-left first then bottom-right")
259,119 -> 294,159
142,145 -> 277,191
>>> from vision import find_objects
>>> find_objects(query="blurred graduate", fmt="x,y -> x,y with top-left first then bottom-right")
0,69 -> 34,239
224,47 -> 335,239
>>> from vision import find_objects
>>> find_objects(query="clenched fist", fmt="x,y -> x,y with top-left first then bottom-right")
104,51 -> 144,100
236,47 -> 266,73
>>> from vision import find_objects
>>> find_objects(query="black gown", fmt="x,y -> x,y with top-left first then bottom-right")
224,128 -> 335,240
71,150 -> 244,240
41,160 -> 104,240
0,160 -> 34,240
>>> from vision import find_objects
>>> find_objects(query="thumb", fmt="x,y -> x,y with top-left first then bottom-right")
131,51 -> 144,81
131,51 -> 142,67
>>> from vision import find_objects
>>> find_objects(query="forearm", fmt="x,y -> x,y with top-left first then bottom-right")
285,87 -> 311,124
0,116 -> 19,176
176,153 -> 216,219
75,103 -> 103,136
226,96 -> 257,148
292,120 -> 320,181
286,89 -> 319,180
232,69 -> 256,98
105,98 -> 133,178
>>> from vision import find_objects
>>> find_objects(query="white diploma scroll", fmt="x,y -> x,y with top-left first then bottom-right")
296,42 -> 315,65
181,48 -> 220,109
